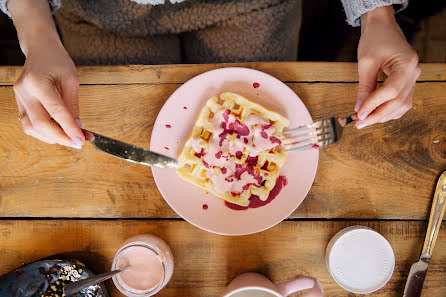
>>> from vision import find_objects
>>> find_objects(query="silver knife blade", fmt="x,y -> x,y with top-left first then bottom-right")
403,257 -> 430,297
84,130 -> 178,169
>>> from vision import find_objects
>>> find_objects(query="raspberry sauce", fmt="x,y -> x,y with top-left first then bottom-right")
224,176 -> 288,210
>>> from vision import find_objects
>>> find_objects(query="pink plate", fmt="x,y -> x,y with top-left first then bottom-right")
150,67 -> 318,235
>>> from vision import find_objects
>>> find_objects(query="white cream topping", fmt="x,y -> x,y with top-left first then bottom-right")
192,109 -> 281,194
190,137 -> 203,154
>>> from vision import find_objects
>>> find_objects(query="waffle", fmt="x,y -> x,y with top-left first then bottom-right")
177,92 -> 289,206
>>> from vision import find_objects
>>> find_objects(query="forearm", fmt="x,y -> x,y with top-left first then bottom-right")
8,0 -> 62,57
341,0 -> 408,27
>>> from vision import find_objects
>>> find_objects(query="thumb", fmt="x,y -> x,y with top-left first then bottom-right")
356,60 -> 379,112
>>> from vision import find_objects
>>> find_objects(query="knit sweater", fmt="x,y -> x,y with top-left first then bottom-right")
6,0 -> 302,65
341,0 -> 408,26
1,0 -> 408,26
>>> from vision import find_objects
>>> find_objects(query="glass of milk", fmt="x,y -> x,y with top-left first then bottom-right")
112,234 -> 174,297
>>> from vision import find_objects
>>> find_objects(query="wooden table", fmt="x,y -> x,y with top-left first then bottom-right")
0,62 -> 445,297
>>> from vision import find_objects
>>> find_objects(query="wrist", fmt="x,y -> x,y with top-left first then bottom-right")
361,6 -> 396,30
8,0 -> 62,57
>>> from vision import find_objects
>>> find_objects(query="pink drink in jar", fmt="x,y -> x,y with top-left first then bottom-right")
112,234 -> 174,297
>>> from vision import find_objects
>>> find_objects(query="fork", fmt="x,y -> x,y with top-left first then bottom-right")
282,115 -> 354,152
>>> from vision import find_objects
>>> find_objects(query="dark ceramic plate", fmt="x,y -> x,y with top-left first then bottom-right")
0,259 -> 109,297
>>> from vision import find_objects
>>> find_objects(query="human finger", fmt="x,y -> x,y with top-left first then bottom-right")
356,86 -> 414,129
59,73 -> 80,119
35,82 -> 85,145
356,58 -> 379,112
21,116 -> 57,144
20,95 -> 79,147
357,65 -> 417,121
16,97 -> 58,144
385,86 -> 415,120
356,99 -> 401,129
377,67 -> 419,121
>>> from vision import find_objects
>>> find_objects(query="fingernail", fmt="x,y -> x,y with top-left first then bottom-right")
71,144 -> 82,150
73,136 -> 83,146
359,111 -> 369,121
354,99 -> 363,112
75,119 -> 83,128
357,122 -> 367,130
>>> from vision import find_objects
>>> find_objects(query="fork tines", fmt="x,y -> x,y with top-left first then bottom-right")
282,119 -> 337,152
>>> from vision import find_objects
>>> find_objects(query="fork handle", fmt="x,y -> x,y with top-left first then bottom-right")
421,171 -> 446,257
345,115 -> 354,125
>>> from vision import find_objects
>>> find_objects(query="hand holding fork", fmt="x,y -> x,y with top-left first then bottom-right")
283,115 -> 357,152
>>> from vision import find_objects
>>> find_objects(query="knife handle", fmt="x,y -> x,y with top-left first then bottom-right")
421,171 -> 446,257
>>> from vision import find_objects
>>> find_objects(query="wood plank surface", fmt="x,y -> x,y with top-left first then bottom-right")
0,63 -> 445,85
1,63 -> 445,296
0,220 -> 444,297
1,81 -> 445,219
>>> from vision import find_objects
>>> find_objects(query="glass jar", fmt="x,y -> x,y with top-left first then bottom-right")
111,234 -> 174,297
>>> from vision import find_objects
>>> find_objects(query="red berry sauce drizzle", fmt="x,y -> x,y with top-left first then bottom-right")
194,148 -> 206,158
253,82 -> 260,88
191,107 -> 286,211
225,176 -> 288,210
202,204 -> 208,210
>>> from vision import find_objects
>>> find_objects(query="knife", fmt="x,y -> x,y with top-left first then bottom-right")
84,129 -> 178,169
403,171 -> 446,297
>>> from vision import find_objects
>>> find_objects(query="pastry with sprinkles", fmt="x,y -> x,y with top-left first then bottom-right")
177,92 -> 289,207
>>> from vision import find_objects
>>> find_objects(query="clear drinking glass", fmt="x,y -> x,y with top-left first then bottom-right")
111,234 -> 174,297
